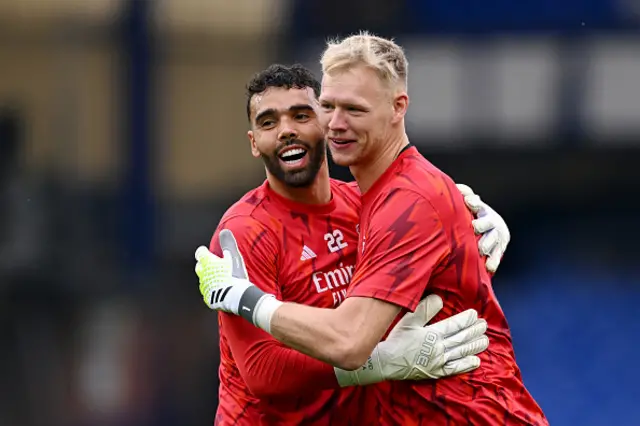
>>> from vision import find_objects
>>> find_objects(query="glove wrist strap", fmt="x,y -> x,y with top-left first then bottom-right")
334,346 -> 384,387
236,285 -> 264,321
235,284 -> 281,333
252,293 -> 282,333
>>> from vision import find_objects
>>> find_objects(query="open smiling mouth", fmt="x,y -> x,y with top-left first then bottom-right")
279,147 -> 308,166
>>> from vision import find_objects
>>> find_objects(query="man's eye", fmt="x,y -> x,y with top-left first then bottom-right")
261,120 -> 275,127
295,114 -> 310,120
320,103 -> 334,110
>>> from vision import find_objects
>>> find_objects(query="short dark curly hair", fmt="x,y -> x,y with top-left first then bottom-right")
245,64 -> 321,121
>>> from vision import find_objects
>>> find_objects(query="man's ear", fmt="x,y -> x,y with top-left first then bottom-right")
391,92 -> 409,124
248,130 -> 260,158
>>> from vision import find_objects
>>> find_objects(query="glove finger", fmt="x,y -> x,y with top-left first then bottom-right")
472,216 -> 495,235
455,183 -> 475,198
443,335 -> 489,361
442,356 -> 481,376
219,229 -> 249,279
394,294 -> 443,329
485,248 -> 501,273
456,184 -> 484,215
478,230 -> 499,256
464,194 -> 483,214
429,309 -> 478,337
391,309 -> 419,331
199,282 -> 209,298
420,294 -> 444,324
442,319 -> 488,351
195,261 -> 204,277
195,245 -> 211,261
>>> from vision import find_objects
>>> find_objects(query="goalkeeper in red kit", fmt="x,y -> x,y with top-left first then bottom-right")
199,61 -> 525,425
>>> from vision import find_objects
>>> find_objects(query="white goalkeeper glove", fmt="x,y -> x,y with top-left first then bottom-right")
196,230 -> 282,330
457,183 -> 511,273
333,294 -> 488,386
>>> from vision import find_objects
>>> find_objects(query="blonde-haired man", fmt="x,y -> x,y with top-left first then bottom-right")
316,31 -> 546,424
198,33 -> 547,425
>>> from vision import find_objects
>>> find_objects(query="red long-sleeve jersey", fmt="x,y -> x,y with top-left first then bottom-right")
211,179 -> 378,425
346,146 -> 547,425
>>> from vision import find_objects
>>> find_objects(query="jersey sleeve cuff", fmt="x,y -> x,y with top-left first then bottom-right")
347,287 -> 419,312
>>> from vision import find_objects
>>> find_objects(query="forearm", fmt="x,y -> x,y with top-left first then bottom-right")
212,270 -> 401,370
222,283 -> 382,370
269,303 -> 356,369
266,297 -> 401,371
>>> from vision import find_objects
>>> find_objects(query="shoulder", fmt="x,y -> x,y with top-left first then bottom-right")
366,153 -> 468,243
396,150 -> 444,189
374,151 -> 459,210
212,186 -> 281,253
330,178 -> 361,206
330,178 -> 360,193
222,184 -> 280,232
365,171 -> 454,231
221,184 -> 269,220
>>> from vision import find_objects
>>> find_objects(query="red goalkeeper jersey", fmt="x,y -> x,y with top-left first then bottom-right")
346,146 -> 547,426
212,179 -> 377,425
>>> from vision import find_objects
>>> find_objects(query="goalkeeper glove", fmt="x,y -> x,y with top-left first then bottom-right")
196,229 -> 282,330
457,183 -> 511,273
334,294 -> 488,386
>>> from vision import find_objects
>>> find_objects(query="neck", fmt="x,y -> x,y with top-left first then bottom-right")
266,161 -> 332,205
351,131 -> 410,194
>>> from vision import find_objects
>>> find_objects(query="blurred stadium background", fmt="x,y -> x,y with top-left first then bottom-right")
1,1 -> 639,425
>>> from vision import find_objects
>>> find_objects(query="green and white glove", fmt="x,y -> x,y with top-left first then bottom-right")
195,229 -> 282,330
334,294 -> 489,386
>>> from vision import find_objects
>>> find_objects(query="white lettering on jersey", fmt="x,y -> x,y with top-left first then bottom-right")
312,262 -> 355,307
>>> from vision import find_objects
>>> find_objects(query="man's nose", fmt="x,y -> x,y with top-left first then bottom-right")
328,110 -> 347,131
278,121 -> 298,141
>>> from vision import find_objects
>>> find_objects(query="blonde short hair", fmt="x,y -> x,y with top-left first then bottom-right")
320,31 -> 408,91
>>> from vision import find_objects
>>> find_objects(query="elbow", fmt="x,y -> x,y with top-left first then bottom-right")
245,374 -> 300,399
243,363 -> 305,399
246,380 -> 285,399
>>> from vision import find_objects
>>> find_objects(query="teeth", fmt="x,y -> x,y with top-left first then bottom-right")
280,148 -> 305,158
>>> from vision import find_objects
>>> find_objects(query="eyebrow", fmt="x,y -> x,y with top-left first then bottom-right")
254,104 -> 314,124
320,96 -> 360,105
320,98 -> 370,111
